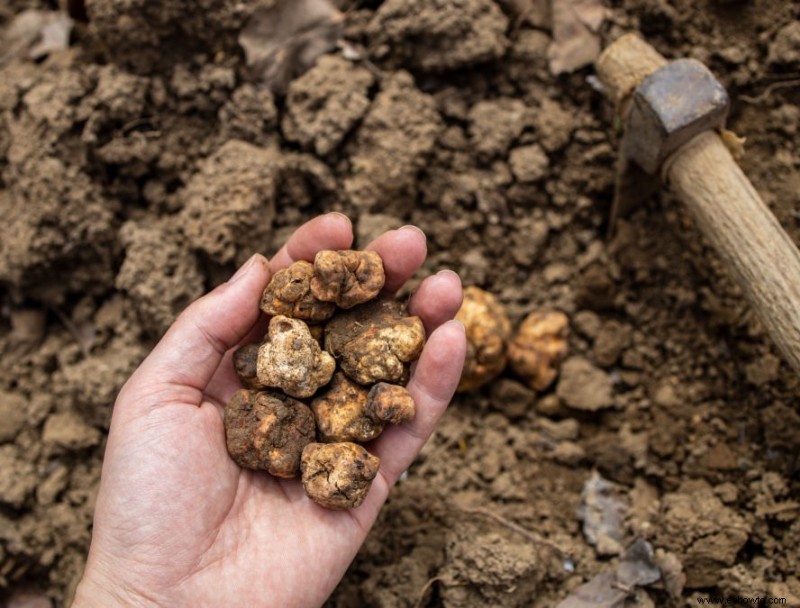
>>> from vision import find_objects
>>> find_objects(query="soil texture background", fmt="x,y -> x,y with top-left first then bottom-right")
1,0 -> 799,606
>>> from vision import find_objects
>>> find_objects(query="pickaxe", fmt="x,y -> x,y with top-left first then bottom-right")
596,34 -> 800,375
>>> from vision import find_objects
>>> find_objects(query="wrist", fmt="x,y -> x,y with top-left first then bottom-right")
71,568 -> 162,608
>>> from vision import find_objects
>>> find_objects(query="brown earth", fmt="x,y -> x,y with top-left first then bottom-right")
1,0 -> 799,606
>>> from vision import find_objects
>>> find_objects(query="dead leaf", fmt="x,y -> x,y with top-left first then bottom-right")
547,0 -> 605,75
578,471 -> 628,556
0,9 -> 73,68
617,538 -> 660,589
556,572 -> 628,608
557,539 -> 663,608
239,0 -> 344,94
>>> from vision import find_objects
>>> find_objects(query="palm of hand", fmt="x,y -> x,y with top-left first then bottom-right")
74,215 -> 465,608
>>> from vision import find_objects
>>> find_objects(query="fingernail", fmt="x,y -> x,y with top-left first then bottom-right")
329,212 -> 352,225
436,269 -> 461,282
399,225 -> 426,240
228,254 -> 256,284
450,319 -> 466,334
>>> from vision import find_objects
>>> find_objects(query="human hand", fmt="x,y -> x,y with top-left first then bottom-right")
71,213 -> 466,608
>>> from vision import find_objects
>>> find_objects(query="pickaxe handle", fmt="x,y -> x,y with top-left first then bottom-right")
597,35 -> 800,375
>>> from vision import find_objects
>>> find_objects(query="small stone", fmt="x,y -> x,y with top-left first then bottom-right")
36,465 -> 69,506
652,380 -> 679,408
536,394 -> 566,417
714,482 -> 739,504
0,391 -> 27,443
573,310 -> 601,339
0,445 -> 37,508
768,22 -> 800,66
593,320 -> 632,368
745,353 -> 780,386
552,441 -> 585,465
42,412 -> 101,451
557,357 -> 613,411
509,144 -> 549,183
490,379 -> 535,418
538,417 -> 580,441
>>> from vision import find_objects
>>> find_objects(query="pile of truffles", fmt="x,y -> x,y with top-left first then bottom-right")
224,250 -> 425,510
455,286 -> 569,393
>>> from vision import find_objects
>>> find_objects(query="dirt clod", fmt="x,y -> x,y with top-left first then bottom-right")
41,413 -> 101,453
283,55 -> 374,156
654,480 -> 751,588
116,221 -> 205,336
178,140 -> 279,266
344,72 -> 442,213
556,356 -> 613,411
370,0 -> 509,71
301,442 -> 380,510
0,391 -> 27,443
0,446 -> 37,508
224,389 -> 316,478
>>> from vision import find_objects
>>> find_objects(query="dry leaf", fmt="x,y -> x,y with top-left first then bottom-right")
578,471 -> 628,556
616,538 -> 660,589
547,0 -> 605,75
0,9 -> 73,68
556,572 -> 628,608
239,0 -> 344,94
557,539 -> 663,608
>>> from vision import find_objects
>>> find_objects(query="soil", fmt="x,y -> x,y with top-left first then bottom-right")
1,0 -> 799,606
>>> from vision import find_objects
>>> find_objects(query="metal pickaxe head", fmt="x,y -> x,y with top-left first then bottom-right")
599,38 -> 731,224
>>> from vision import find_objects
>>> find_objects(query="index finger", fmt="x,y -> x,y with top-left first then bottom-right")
269,213 -> 354,272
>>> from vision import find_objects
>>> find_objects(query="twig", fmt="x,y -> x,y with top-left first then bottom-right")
338,41 -> 384,79
739,78 -> 800,104
455,506 -> 567,557
414,576 -> 461,608
49,306 -> 92,358
415,419 -> 472,476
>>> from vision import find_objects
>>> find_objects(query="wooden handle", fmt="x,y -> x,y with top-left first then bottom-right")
597,34 -> 800,374
596,33 -> 666,113
667,132 -> 800,373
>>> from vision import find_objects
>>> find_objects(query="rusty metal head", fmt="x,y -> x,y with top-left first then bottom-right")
623,59 -> 729,175
611,58 -> 730,223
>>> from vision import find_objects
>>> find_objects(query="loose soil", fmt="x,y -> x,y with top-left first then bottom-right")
1,0 -> 799,606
